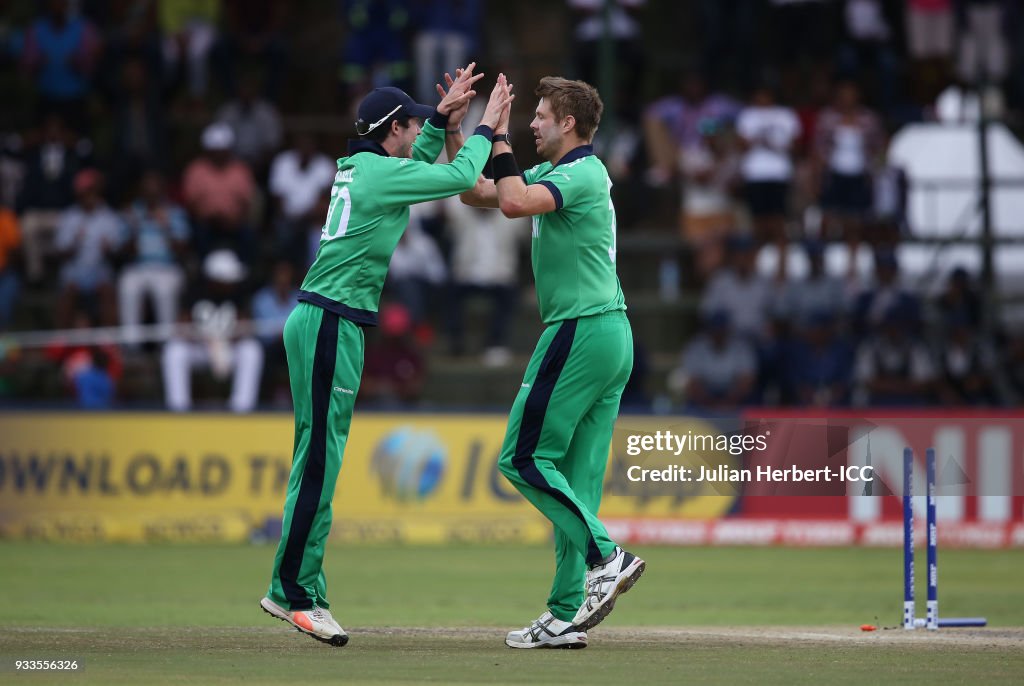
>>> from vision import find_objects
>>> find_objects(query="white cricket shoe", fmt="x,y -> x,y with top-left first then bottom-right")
505,610 -> 587,649
572,547 -> 646,631
260,597 -> 349,647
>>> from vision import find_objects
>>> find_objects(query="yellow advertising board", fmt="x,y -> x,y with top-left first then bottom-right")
0,413 -> 738,542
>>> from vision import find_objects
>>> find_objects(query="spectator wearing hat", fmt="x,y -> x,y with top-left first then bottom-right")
161,248 -> 263,412
668,309 -> 758,410
118,170 -> 191,348
53,169 -> 123,329
182,122 -> 256,258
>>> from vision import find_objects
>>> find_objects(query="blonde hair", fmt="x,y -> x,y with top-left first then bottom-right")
535,77 -> 603,141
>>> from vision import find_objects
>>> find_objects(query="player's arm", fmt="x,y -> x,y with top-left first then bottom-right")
378,75 -> 514,206
410,115 -> 450,163
491,137 -> 558,218
433,67 -> 502,210
377,128 -> 495,207
443,128 -> 501,208
444,126 -> 501,208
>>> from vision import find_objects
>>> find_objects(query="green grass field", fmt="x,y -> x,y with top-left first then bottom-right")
1,543 -> 1022,684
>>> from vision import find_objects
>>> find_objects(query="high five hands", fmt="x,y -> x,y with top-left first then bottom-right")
436,62 -> 484,125
436,64 -> 514,131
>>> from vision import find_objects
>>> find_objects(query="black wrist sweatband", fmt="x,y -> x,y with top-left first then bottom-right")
473,124 -> 494,140
492,152 -> 520,181
428,109 -> 450,130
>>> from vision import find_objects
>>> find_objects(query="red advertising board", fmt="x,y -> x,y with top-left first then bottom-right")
611,411 -> 1024,547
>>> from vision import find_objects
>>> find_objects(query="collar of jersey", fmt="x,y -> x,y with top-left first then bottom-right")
553,144 -> 594,167
346,139 -> 390,157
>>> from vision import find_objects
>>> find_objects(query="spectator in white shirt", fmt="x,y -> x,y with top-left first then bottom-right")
386,202 -> 447,327
268,132 -> 336,265
736,84 -> 801,279
814,81 -> 884,274
443,196 -> 527,364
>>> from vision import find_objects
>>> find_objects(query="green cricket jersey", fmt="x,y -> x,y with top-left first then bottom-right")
298,120 -> 494,326
523,145 -> 626,324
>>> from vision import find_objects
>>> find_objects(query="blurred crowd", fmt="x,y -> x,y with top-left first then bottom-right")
0,0 -> 1022,412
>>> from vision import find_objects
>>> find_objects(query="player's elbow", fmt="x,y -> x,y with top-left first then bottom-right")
456,168 -> 479,193
460,189 -> 486,207
498,197 -> 530,218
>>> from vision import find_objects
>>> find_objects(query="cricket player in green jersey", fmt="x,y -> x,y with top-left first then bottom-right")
448,75 -> 645,649
260,66 -> 514,647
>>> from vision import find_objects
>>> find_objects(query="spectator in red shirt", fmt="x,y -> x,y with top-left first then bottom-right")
182,123 -> 256,259
362,303 -> 425,408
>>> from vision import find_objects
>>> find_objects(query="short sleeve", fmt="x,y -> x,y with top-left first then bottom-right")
535,168 -> 585,212
522,164 -> 544,185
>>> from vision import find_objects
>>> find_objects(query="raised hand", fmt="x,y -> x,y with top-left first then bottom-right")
437,69 -> 470,128
496,79 -> 514,134
436,62 -> 485,123
479,73 -> 514,131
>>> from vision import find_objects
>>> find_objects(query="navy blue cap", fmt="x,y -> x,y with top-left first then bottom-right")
355,87 -> 436,136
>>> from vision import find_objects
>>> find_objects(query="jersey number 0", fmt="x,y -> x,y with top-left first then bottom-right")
322,186 -> 352,240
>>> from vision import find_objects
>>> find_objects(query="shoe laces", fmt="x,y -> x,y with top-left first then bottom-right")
524,612 -> 556,640
308,607 -> 329,623
583,568 -> 617,609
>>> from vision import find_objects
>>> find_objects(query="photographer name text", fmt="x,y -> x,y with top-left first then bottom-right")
627,465 -> 875,483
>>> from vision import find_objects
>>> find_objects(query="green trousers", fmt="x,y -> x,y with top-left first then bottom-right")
497,310 -> 633,623
267,303 -> 364,611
